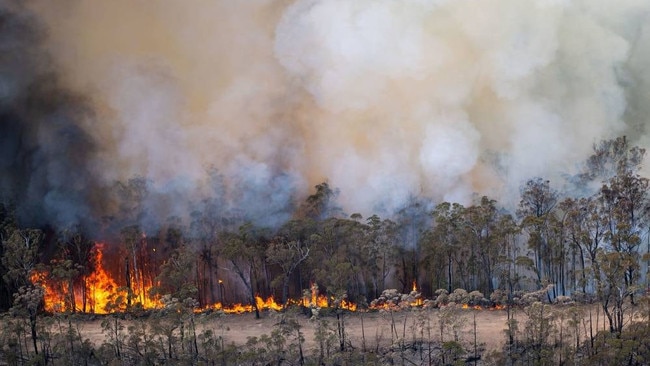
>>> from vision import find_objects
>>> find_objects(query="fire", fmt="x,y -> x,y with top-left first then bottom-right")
199,295 -> 287,314
85,245 -> 119,313
30,270 -> 66,313
460,304 -> 503,310
256,295 -> 284,312
297,283 -> 357,311
340,299 -> 357,311
196,292 -> 358,314
31,243 -> 162,314
31,245 -> 507,315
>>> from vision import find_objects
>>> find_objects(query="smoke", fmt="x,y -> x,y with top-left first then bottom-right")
3,0 -> 650,231
0,1 -> 99,229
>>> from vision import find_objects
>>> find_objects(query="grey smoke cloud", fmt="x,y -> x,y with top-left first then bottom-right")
4,0 -> 650,230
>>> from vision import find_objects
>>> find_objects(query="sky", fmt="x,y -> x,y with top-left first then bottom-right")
2,0 -> 650,232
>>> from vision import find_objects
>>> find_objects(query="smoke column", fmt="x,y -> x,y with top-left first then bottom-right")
2,0 -> 650,230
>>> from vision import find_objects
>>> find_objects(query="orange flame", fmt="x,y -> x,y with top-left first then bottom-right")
34,246 -> 511,315
85,245 -> 119,313
31,243 -> 162,314
460,304 -> 487,310
30,270 -> 66,312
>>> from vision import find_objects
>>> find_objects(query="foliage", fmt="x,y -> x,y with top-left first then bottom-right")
2,136 -> 650,364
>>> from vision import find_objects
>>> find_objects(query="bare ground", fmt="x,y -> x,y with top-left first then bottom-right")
71,308 -> 514,353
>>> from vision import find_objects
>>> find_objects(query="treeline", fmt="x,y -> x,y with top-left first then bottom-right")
2,137 -> 650,332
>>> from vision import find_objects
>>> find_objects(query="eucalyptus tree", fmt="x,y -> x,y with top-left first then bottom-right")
189,203 -> 229,305
267,218 -> 316,304
188,168 -> 238,305
560,197 -> 605,295
54,227 -> 95,312
2,227 -> 44,355
363,214 -> 398,299
462,196 -> 501,294
2,227 -> 43,289
579,136 -> 645,184
309,216 -> 366,299
424,202 -> 465,292
492,212 -> 521,321
517,178 -> 561,297
598,251 -> 636,334
0,204 -> 18,311
301,182 -> 341,220
598,170 -> 649,304
120,225 -> 144,307
222,223 -> 268,319
568,136 -> 649,333
154,242 -> 198,302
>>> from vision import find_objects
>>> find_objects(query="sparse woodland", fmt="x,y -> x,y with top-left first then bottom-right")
4,136 -> 650,365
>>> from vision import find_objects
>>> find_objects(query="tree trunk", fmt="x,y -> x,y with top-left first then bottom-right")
125,258 -> 132,307
297,327 -> 304,366
447,255 -> 453,293
30,311 -> 38,355
249,266 -> 260,319
208,259 -> 216,305
82,276 -> 87,313
337,311 -> 346,352
282,275 -> 291,305
68,279 -> 76,313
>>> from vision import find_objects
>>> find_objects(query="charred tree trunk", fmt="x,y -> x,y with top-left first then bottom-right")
125,259 -> 132,307
82,276 -> 87,313
208,259 -> 216,305
282,275 -> 291,306
29,310 -> 38,355
68,279 -> 76,313
249,266 -> 260,319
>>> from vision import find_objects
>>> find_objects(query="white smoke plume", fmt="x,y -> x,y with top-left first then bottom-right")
10,0 -> 650,228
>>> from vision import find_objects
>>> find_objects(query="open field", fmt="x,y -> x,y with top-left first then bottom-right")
4,302 -> 647,365
65,307 -> 514,352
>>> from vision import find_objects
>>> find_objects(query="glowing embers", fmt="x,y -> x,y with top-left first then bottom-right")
300,283 -> 357,311
200,296 -> 284,314
197,283 -> 357,314
369,286 -> 426,311
457,303 -> 504,311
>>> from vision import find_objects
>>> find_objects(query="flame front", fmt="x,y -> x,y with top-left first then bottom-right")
31,247 -> 504,315
30,270 -> 65,312
31,243 -> 161,314
86,245 -> 122,313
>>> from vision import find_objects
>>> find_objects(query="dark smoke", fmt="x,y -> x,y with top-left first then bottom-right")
3,1 -> 650,235
0,1 -> 99,231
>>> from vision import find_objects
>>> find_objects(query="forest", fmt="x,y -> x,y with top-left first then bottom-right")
3,136 -> 650,365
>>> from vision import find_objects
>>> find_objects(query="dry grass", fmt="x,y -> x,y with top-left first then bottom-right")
70,307 -> 514,352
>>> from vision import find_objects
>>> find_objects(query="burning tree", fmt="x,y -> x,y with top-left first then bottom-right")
267,218 -> 315,305
221,223 -> 268,319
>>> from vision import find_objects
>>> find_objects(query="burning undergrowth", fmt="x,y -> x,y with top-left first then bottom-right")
3,0 -> 650,236
28,243 -> 504,317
